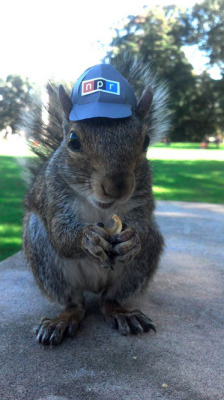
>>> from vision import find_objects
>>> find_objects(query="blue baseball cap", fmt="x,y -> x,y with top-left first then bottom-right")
69,64 -> 137,121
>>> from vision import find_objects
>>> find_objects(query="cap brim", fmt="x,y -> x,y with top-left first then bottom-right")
69,102 -> 132,121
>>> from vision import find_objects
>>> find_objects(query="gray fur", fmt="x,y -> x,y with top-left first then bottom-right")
22,56 -> 167,344
112,54 -> 170,144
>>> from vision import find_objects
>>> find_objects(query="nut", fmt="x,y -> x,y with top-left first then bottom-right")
104,214 -> 122,235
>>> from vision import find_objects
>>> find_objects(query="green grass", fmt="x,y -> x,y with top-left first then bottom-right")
152,159 -> 224,203
0,156 -> 27,261
0,144 -> 224,262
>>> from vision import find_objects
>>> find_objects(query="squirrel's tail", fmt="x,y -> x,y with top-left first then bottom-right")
19,83 -> 65,183
111,53 -> 170,145
22,84 -> 63,165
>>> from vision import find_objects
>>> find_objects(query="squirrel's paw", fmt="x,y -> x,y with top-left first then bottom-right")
82,224 -> 113,268
35,306 -> 85,345
111,227 -> 141,264
101,301 -> 156,335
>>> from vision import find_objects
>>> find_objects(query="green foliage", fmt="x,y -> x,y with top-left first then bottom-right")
107,3 -> 224,142
187,0 -> 224,72
183,71 -> 223,142
0,75 -> 38,131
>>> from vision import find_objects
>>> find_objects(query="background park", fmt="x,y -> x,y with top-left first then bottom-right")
0,1 -> 224,400
0,0 -> 223,262
0,0 -> 224,260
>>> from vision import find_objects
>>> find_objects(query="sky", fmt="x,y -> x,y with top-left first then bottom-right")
0,0 -> 216,85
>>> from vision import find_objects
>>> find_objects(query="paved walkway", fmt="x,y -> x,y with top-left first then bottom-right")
0,201 -> 223,400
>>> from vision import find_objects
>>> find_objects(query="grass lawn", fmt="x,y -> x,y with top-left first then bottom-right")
152,159 -> 224,203
0,142 -> 223,261
0,156 -> 27,261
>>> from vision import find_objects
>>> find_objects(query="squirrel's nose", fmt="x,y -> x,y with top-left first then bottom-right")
101,173 -> 134,200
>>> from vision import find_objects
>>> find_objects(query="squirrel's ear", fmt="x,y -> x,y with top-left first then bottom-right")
58,85 -> 73,119
135,86 -> 153,120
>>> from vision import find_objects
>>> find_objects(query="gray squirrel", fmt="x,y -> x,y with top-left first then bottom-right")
22,56 -> 169,345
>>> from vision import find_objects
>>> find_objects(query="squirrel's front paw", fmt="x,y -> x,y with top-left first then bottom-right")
111,227 -> 141,264
81,224 -> 113,268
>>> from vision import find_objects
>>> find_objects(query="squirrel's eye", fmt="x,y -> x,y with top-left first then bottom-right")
143,135 -> 150,152
68,131 -> 81,151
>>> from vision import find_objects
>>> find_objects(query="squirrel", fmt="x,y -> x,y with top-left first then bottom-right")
22,55 -> 169,345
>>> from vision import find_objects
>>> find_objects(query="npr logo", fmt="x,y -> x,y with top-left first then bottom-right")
82,78 -> 120,96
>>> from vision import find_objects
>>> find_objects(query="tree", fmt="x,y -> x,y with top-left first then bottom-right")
183,0 -> 224,138
186,0 -> 224,73
107,5 -> 223,141
0,75 -> 37,132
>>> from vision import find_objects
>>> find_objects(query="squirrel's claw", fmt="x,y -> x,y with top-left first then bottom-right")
35,319 -> 66,345
111,227 -> 141,264
34,307 -> 85,345
81,224 -> 112,265
112,311 -> 156,335
101,301 -> 156,336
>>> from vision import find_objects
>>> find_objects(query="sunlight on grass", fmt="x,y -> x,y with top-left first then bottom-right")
0,224 -> 22,233
0,155 -> 27,261
152,159 -> 224,204
0,237 -> 22,245
153,186 -> 173,194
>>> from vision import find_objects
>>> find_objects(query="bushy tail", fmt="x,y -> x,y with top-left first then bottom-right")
111,53 -> 170,145
20,83 -> 64,176
18,81 -> 71,184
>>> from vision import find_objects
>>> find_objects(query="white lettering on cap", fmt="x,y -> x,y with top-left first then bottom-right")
97,81 -> 104,89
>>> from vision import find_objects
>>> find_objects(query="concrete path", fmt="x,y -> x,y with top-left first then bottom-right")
0,201 -> 223,400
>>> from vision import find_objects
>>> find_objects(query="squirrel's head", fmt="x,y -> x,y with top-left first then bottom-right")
58,84 -> 153,209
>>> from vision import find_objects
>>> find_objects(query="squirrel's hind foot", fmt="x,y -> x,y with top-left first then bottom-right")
100,300 -> 156,336
35,305 -> 85,345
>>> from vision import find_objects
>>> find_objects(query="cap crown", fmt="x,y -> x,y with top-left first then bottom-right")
69,64 -> 137,121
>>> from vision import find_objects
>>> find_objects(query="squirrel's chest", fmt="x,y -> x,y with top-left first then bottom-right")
63,258 -> 123,294
67,198 -> 125,292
